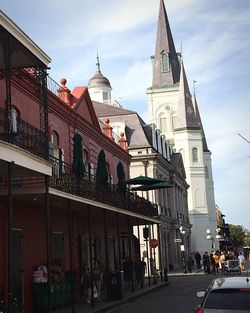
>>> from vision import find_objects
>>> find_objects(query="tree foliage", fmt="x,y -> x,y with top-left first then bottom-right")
229,224 -> 247,249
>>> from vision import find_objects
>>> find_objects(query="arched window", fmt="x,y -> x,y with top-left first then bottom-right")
192,147 -> 198,163
179,149 -> 185,163
10,106 -> 20,133
50,131 -> 60,176
159,115 -> 167,132
83,149 -> 89,178
106,162 -> 113,185
205,166 -> 209,178
161,52 -> 170,72
172,116 -> 177,131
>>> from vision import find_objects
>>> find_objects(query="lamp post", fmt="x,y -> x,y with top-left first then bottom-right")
179,225 -> 187,273
206,228 -> 222,251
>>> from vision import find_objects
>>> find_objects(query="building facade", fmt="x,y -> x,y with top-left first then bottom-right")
0,11 -> 160,313
147,0 -> 218,253
93,102 -> 191,273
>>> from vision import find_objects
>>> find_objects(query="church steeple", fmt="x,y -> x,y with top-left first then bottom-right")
193,95 -> 209,151
175,62 -> 198,130
152,0 -> 180,87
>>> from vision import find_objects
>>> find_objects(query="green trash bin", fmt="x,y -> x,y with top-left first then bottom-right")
32,283 -> 48,312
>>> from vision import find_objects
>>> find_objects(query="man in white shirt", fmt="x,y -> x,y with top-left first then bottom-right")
238,252 -> 245,271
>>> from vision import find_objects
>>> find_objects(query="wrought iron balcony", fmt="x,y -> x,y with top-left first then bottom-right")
49,157 -> 158,218
0,107 -> 47,159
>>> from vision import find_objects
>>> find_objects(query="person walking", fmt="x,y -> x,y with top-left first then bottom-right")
202,252 -> 210,274
238,252 -> 246,271
92,261 -> 103,301
81,265 -> 92,304
195,251 -> 201,270
219,251 -> 226,273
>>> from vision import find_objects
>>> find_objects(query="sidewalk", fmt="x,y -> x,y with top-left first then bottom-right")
56,270 -> 203,313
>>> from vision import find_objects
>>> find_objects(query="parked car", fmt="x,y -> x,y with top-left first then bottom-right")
194,276 -> 250,312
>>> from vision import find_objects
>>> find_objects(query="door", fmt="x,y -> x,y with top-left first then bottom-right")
12,229 -> 23,313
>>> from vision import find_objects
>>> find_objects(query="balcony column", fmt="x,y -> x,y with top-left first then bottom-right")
136,218 -> 143,289
103,210 -> 108,297
116,212 -> 121,270
157,224 -> 163,282
67,200 -> 75,313
3,31 -> 12,139
45,175 -> 52,313
7,162 -> 13,313
127,216 -> 134,293
87,205 -> 94,307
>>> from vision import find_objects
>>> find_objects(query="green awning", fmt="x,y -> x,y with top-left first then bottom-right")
126,175 -> 165,185
132,182 -> 174,191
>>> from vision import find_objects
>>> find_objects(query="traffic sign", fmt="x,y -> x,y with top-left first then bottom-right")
174,238 -> 182,243
149,238 -> 159,248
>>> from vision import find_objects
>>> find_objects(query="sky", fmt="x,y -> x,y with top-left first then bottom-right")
2,0 -> 250,229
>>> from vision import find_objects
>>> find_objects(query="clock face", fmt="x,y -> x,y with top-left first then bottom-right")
165,105 -> 171,111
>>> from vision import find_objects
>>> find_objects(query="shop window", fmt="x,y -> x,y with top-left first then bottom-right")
192,147 -> 198,163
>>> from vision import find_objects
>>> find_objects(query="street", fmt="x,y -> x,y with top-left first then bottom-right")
106,272 -> 243,313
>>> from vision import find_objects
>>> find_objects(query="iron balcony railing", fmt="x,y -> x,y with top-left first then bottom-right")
49,156 -> 158,218
0,107 -> 47,159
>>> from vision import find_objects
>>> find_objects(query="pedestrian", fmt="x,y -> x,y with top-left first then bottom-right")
134,257 -> 143,288
141,257 -> 146,287
92,261 -> 103,301
238,252 -> 246,271
195,251 -> 201,270
210,252 -> 216,274
81,265 -> 92,304
219,251 -> 226,273
202,251 -> 210,274
123,257 -> 133,290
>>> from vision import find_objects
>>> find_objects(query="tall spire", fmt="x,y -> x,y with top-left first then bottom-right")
96,51 -> 101,72
175,62 -> 198,130
152,0 -> 180,87
193,95 -> 209,151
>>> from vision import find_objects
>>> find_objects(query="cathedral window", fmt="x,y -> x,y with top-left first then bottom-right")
161,52 -> 170,72
179,149 -> 185,163
160,116 -> 167,132
192,147 -> 198,163
205,166 -> 209,178
172,116 -> 177,130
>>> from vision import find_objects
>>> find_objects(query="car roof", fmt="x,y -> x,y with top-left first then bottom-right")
211,277 -> 250,290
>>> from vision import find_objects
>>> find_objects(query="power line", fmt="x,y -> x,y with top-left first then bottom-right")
237,133 -> 250,144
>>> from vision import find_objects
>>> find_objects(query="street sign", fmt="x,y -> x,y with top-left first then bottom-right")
174,238 -> 182,243
149,238 -> 159,248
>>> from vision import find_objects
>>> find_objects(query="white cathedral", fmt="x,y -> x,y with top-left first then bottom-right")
88,0 -> 219,253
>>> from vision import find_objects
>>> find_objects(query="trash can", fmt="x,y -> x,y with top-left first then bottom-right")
32,283 -> 49,312
107,271 -> 122,301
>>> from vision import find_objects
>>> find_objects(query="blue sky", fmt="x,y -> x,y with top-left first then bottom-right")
2,0 -> 250,229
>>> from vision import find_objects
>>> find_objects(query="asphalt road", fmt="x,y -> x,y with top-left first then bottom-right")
106,274 -> 220,313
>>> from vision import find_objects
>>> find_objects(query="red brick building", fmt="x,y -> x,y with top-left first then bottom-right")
0,11 -> 159,313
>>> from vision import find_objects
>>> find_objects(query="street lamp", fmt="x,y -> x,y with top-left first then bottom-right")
206,228 -> 222,250
179,225 -> 187,273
